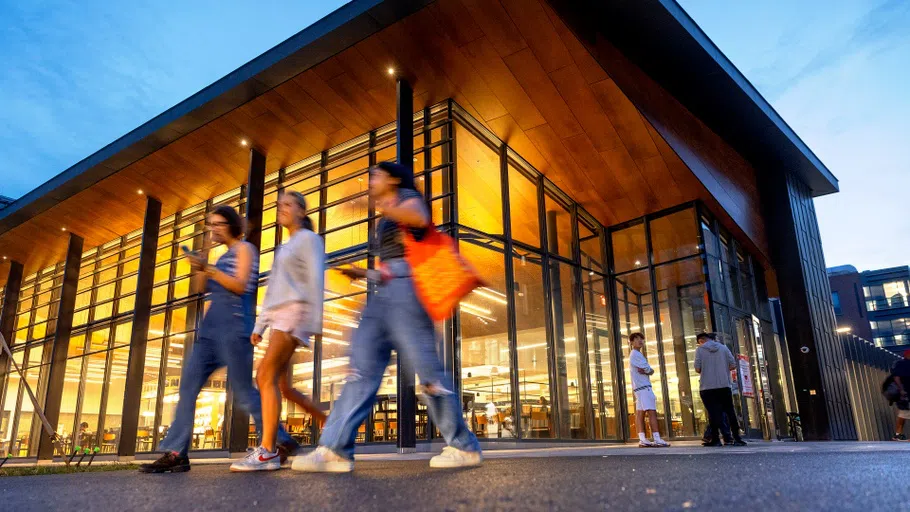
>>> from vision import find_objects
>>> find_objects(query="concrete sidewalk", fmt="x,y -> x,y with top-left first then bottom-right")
6,440 -> 910,468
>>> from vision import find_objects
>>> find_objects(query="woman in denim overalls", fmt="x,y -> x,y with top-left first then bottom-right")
140,205 -> 295,473
293,162 -> 482,473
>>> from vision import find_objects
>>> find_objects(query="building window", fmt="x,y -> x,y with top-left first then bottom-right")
831,291 -> 842,316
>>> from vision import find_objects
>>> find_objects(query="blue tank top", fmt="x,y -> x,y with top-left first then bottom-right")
201,241 -> 259,338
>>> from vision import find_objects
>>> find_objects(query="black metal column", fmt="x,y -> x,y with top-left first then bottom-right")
227,148 -> 267,454
37,233 -> 83,460
0,261 -> 24,416
118,196 -> 162,457
396,77 -> 417,452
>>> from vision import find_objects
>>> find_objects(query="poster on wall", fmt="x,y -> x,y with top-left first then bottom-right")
738,355 -> 754,398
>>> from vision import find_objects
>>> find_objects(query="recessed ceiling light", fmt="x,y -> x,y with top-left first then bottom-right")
61,227 -> 67,231
387,67 -> 395,75
241,139 -> 248,146
2,256 -> 6,260
634,260 -> 641,266
137,189 -> 144,195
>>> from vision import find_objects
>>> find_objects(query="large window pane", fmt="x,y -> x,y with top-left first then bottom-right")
456,124 -> 502,235
612,222 -> 647,274
513,251 -> 552,438
579,216 -> 604,273
581,272 -> 617,439
137,338 -> 163,452
655,257 -> 711,438
650,208 -> 699,265
615,269 -> 666,437
508,164 -> 540,248
549,261 -> 588,439
459,237 -> 513,439
544,194 -> 573,261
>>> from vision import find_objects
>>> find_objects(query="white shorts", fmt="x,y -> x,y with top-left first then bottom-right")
259,302 -> 311,347
898,408 -> 910,420
634,387 -> 657,412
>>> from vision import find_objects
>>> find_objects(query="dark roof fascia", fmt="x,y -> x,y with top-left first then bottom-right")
0,0 -> 433,236
548,0 -> 838,197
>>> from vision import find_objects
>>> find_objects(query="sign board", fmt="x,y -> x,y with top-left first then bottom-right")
738,355 -> 754,398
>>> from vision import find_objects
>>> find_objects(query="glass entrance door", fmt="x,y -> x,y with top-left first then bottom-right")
732,315 -> 775,439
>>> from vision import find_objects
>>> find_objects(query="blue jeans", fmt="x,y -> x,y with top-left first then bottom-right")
158,333 -> 292,457
319,260 -> 480,459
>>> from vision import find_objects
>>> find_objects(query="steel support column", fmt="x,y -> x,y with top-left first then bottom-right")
37,233 -> 84,460
118,196 -> 162,457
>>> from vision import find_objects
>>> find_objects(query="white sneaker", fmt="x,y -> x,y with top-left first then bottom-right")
230,446 -> 281,472
429,446 -> 483,468
291,446 -> 354,473
653,439 -> 671,447
638,440 -> 656,448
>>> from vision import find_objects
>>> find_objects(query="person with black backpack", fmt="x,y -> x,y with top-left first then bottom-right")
888,349 -> 910,441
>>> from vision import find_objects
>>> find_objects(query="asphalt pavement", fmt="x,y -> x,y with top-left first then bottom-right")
2,442 -> 910,511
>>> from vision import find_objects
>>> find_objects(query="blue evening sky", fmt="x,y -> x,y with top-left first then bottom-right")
0,1 -> 907,271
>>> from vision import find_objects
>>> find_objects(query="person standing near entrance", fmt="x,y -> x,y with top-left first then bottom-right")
629,332 -> 670,447
889,349 -> 910,441
140,205 -> 295,473
292,162 -> 482,473
230,191 -> 326,472
694,332 -> 747,447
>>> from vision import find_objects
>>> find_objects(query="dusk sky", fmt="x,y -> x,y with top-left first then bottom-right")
1,1 -> 907,271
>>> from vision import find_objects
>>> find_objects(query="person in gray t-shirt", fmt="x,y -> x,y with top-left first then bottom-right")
694,332 -> 746,447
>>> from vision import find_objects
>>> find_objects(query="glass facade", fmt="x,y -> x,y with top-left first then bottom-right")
0,101 -> 782,458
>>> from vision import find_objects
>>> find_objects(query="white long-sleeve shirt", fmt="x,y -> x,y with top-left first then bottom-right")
253,228 -> 325,336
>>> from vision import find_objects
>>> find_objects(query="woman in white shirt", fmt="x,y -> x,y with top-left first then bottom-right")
230,191 -> 325,472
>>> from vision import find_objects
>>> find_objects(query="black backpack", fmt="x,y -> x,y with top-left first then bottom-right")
883,375 -> 902,404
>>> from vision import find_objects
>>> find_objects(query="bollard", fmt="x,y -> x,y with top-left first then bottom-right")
66,446 -> 82,467
75,448 -> 90,468
85,447 -> 100,467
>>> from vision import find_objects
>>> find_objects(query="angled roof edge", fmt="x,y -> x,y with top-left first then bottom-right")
658,0 -> 838,195
0,0 -> 433,236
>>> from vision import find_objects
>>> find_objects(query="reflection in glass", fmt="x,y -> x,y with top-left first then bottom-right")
508,165 -> 540,248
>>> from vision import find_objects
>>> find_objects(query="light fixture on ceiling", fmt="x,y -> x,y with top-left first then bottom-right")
241,139 -> 249,146
61,227 -> 67,232
634,260 -> 641,266
387,67 -> 395,76
2,256 -> 6,260
137,189 -> 144,195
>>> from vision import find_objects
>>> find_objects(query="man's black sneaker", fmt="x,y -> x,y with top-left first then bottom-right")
277,439 -> 301,464
892,433 -> 907,441
729,439 -> 748,447
139,452 -> 190,473
702,440 -> 723,447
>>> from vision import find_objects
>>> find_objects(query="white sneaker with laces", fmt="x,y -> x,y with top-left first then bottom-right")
291,446 -> 354,473
230,446 -> 281,472
429,446 -> 483,468
638,440 -> 656,448
653,439 -> 671,447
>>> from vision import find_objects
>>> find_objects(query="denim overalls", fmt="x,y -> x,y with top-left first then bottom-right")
318,258 -> 480,459
158,242 -> 293,456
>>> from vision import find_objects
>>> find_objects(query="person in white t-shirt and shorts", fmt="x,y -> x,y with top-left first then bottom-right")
629,332 -> 669,447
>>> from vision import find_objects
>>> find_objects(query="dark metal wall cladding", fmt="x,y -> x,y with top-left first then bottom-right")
761,167 -> 856,440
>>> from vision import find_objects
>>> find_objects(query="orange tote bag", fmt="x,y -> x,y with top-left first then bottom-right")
401,224 -> 485,321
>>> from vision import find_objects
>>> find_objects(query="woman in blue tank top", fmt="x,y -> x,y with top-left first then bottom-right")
140,205 -> 295,473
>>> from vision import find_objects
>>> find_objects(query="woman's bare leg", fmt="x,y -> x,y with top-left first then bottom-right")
256,330 -> 297,452
279,365 -> 327,427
